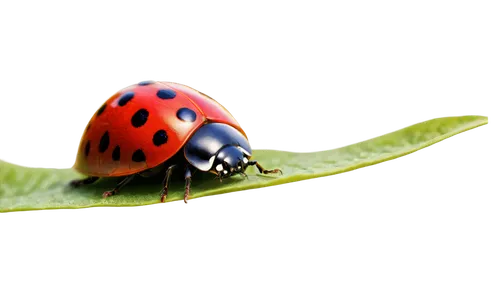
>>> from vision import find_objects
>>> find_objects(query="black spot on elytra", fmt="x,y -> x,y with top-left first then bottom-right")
156,89 -> 176,99
85,141 -> 91,157
85,123 -> 91,133
153,130 -> 168,146
132,149 -> 146,162
99,131 -> 110,153
131,109 -> 149,128
96,104 -> 107,116
138,80 -> 155,86
118,91 -> 134,106
176,107 -> 196,122
112,146 -> 120,161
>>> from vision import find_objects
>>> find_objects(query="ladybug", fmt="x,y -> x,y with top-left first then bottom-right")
70,81 -> 281,203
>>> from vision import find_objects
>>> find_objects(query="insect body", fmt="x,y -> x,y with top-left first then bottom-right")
71,81 -> 281,203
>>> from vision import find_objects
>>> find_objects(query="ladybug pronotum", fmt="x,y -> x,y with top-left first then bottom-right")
70,81 -> 281,203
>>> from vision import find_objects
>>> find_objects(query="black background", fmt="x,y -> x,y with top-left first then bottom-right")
0,34 -> 496,216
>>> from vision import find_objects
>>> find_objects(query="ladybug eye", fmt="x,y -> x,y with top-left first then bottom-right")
215,164 -> 223,172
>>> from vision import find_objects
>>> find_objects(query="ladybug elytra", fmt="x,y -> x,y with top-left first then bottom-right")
70,81 -> 281,203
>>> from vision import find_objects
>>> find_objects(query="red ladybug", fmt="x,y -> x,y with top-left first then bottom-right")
70,81 -> 281,203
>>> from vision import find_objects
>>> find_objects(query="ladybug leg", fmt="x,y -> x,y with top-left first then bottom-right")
214,172 -> 223,182
184,167 -> 192,204
70,176 -> 99,187
160,165 -> 177,203
238,161 -> 248,179
103,175 -> 135,199
248,161 -> 283,175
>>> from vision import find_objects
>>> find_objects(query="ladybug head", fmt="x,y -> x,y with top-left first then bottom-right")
212,145 -> 250,178
183,123 -> 253,178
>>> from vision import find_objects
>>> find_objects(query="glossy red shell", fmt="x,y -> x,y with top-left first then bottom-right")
74,81 -> 245,177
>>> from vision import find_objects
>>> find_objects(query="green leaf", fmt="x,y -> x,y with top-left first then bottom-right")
0,115 -> 488,212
